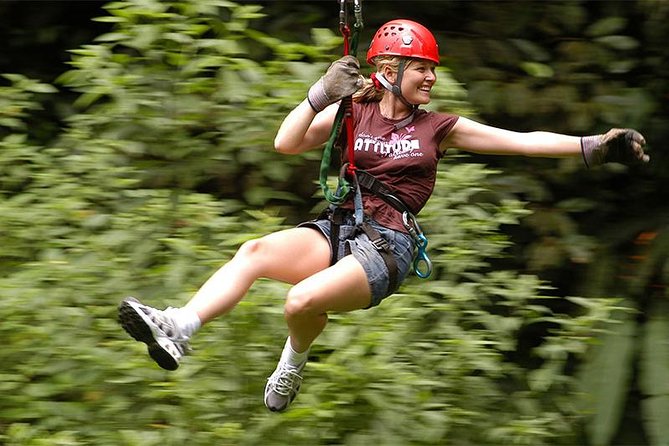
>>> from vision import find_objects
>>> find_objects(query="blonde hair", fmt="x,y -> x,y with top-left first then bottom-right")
354,56 -> 406,103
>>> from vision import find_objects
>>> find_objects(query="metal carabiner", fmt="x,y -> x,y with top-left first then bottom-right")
339,0 -> 347,24
402,211 -> 433,278
352,0 -> 363,30
402,211 -> 417,237
339,0 -> 351,56
339,0 -> 363,53
413,233 -> 433,278
339,0 -> 349,32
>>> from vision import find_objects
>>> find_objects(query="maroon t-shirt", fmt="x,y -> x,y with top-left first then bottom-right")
342,102 -> 459,232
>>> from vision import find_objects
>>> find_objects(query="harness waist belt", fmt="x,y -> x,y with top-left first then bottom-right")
321,206 -> 399,296
354,169 -> 415,215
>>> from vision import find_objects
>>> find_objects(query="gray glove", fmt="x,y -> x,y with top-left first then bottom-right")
307,55 -> 364,113
581,128 -> 649,168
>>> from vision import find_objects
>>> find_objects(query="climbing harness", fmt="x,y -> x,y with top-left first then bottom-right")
355,168 -> 433,279
317,0 -> 433,285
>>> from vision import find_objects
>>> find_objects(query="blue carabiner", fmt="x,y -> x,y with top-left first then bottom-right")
402,211 -> 433,278
413,233 -> 433,278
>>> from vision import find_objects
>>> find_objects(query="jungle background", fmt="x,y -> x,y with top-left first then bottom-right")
0,1 -> 667,445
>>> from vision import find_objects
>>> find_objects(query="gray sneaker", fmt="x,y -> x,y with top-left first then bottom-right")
264,360 -> 306,412
118,297 -> 190,371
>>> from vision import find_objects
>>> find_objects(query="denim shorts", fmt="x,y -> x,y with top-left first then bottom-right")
298,212 -> 414,308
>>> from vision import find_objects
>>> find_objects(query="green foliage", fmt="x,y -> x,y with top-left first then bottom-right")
0,74 -> 57,132
439,6 -> 669,443
639,301 -> 669,446
445,2 -> 656,133
576,227 -> 669,446
0,69 -> 284,445
578,309 -> 636,446
2,0 -> 667,445
56,0 -> 338,205
0,84 -> 620,443
0,78 -> 613,446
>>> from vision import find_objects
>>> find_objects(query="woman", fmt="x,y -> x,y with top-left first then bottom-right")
118,19 -> 648,413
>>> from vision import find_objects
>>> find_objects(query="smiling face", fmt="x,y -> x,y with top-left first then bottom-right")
401,59 -> 437,105
380,57 -> 437,106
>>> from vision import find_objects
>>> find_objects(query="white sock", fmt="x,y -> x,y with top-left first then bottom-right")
167,307 -> 202,338
280,337 -> 309,368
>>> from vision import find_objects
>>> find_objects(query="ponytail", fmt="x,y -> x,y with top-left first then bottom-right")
353,55 -> 406,104
353,78 -> 384,103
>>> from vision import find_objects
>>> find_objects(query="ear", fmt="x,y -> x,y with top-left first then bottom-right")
381,65 -> 397,83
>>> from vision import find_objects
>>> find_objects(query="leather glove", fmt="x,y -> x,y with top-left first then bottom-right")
581,128 -> 649,168
307,55 -> 364,113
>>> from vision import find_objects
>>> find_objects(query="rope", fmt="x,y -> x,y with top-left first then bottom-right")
318,0 -> 363,205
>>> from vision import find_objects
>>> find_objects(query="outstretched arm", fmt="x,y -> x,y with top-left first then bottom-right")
443,117 -> 580,157
442,116 -> 648,166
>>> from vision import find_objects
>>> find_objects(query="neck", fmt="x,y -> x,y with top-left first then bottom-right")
378,95 -> 414,120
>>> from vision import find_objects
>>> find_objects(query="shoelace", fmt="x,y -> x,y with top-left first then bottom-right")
270,365 -> 303,396
142,306 -> 191,354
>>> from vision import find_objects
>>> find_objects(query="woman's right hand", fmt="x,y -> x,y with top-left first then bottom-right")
307,55 -> 364,112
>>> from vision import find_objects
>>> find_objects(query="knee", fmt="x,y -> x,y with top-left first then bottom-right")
237,238 -> 263,258
284,285 -> 320,318
231,238 -> 272,275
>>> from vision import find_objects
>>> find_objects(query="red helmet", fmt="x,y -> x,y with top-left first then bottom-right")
366,19 -> 440,65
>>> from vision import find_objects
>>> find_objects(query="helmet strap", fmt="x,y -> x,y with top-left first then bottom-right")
375,60 -> 417,110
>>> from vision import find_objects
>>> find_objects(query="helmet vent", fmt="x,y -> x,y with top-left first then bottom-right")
379,25 -> 406,38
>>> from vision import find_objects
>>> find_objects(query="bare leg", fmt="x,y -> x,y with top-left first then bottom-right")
119,227 -> 336,372
184,225 -> 372,355
184,227 -> 332,323
263,253 -> 372,412
284,255 -> 372,353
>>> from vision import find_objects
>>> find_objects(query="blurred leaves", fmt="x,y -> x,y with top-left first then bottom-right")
1,0 -> 668,445
0,68 -> 616,446
57,0 -> 337,205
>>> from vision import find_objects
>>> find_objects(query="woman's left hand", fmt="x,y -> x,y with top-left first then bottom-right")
581,128 -> 649,167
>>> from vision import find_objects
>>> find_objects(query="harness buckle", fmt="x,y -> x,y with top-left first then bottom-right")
371,236 -> 391,252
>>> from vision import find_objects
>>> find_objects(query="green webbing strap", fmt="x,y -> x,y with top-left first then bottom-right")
319,105 -> 350,205
318,0 -> 363,205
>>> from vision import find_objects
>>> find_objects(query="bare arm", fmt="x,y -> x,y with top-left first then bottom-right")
274,99 -> 339,155
441,117 -> 581,158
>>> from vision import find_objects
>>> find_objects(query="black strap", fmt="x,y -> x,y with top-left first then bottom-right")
358,221 -> 399,295
355,169 -> 415,215
319,207 -> 343,267
321,207 -> 398,295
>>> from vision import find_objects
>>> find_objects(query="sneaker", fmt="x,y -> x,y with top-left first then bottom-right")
118,297 -> 190,371
264,360 -> 306,412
